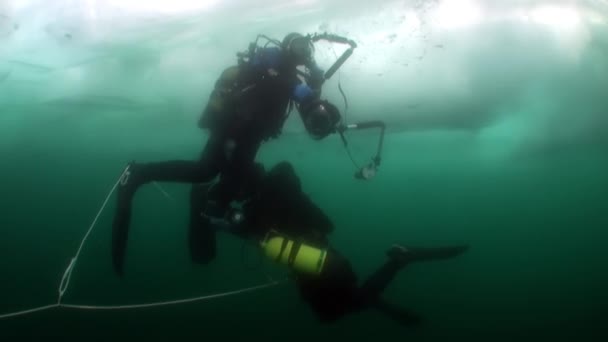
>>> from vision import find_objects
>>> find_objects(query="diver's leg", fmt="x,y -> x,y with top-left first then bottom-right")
351,245 -> 468,325
358,259 -> 403,300
295,249 -> 361,322
111,161 -> 220,276
111,135 -> 224,276
119,134 -> 224,198
185,135 -> 263,265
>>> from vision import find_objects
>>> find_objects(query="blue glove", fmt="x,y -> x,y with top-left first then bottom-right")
293,83 -> 313,103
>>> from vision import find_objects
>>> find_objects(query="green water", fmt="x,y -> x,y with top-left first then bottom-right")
1,127 -> 607,340
2,1 -> 608,340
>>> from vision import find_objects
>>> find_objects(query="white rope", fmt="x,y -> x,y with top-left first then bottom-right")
57,165 -> 130,303
0,304 -> 59,319
152,181 -> 176,203
57,258 -> 76,300
60,280 -> 283,311
0,164 -> 285,320
0,279 -> 284,319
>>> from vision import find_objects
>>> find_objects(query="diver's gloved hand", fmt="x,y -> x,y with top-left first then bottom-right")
201,199 -> 250,234
293,84 -> 314,103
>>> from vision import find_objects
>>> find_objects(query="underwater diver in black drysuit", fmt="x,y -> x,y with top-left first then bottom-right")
112,32 -> 345,275
185,161 -> 469,325
110,30 -> 467,324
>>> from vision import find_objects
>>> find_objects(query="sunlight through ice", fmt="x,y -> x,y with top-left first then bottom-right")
434,0 -> 483,29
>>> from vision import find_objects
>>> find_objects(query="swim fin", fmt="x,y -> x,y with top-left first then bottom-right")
374,297 -> 423,326
111,193 -> 132,277
387,244 -> 469,266
111,162 -> 140,277
188,183 -> 217,264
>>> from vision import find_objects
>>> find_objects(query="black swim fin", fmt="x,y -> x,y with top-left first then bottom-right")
112,197 -> 132,277
111,163 -> 140,277
374,297 -> 423,326
387,244 -> 469,266
188,183 -> 217,265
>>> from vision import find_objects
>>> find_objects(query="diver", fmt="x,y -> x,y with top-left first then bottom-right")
243,161 -> 468,324
184,161 -> 469,325
112,32 -> 350,276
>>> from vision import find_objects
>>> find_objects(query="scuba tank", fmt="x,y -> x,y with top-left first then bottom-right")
260,231 -> 328,276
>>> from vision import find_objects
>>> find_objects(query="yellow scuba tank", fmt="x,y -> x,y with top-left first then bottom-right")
260,231 -> 327,276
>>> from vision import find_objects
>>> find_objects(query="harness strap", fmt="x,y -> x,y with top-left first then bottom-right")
287,241 -> 303,268
276,236 -> 290,263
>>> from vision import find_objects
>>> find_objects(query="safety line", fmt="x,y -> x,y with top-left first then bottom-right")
0,164 -> 284,320
0,304 -> 59,319
58,165 -> 130,302
0,280 -> 283,319
60,280 -> 282,311
152,181 -> 176,203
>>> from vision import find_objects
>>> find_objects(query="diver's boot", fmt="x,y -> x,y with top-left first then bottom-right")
112,161 -> 145,277
387,244 -> 469,267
